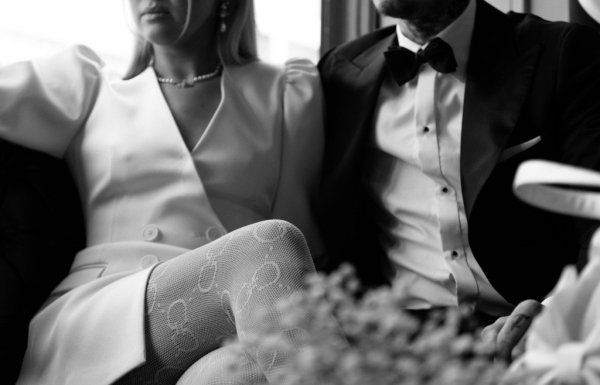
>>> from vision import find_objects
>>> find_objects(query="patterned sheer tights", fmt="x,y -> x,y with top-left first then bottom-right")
115,220 -> 314,385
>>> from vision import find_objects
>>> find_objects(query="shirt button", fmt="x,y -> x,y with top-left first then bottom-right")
451,250 -> 459,259
142,224 -> 160,242
423,126 -> 430,133
139,254 -> 159,269
206,226 -> 225,242
441,186 -> 450,194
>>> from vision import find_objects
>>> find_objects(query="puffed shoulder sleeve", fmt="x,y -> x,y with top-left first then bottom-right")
0,45 -> 103,157
272,58 -> 325,260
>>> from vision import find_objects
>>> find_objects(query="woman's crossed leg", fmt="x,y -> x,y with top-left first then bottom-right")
116,220 -> 315,385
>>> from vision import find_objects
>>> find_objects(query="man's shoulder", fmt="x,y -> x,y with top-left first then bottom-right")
507,11 -> 592,47
321,26 -> 396,64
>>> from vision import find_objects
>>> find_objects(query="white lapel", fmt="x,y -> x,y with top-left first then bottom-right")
134,67 -> 228,234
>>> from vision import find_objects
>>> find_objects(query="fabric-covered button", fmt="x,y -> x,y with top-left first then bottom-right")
139,254 -> 159,269
206,226 -> 225,242
142,224 -> 160,242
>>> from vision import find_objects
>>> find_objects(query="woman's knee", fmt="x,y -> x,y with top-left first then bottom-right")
249,220 -> 314,267
192,220 -> 315,293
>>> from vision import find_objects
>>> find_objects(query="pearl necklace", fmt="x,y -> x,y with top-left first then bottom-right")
156,64 -> 223,88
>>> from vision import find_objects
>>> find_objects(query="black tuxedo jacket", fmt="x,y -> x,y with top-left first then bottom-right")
318,0 -> 600,306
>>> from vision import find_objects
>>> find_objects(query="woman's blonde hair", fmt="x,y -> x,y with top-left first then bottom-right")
123,0 -> 257,80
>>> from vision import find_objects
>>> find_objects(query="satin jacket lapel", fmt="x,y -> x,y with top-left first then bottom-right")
329,32 -> 395,176
461,1 -> 541,217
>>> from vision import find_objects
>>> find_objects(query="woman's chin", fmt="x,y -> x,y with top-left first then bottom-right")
140,28 -> 181,46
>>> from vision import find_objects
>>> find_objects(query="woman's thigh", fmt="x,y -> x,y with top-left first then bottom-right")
118,219 -> 315,384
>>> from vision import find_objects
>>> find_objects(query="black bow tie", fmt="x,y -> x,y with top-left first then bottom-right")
384,37 -> 458,86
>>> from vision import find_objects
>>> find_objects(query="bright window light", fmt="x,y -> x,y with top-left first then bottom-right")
0,1 -> 132,69
0,1 -> 321,73
255,0 -> 321,64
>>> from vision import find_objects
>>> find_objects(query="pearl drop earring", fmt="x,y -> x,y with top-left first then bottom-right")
219,0 -> 230,33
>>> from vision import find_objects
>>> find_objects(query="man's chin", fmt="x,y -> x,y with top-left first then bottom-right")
372,0 -> 418,19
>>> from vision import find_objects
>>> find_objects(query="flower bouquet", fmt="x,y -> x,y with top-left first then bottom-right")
230,264 -> 510,385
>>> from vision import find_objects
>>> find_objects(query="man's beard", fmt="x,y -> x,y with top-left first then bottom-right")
375,0 -> 420,19
374,0 -> 469,21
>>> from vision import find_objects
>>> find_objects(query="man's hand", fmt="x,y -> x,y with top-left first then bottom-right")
481,300 -> 543,362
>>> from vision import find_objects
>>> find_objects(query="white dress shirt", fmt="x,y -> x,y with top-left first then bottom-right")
366,0 -> 513,315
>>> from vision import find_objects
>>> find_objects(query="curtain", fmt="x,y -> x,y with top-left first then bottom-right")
320,0 -> 378,54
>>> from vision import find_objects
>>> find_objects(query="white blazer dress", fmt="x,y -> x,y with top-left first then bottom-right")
0,45 -> 324,385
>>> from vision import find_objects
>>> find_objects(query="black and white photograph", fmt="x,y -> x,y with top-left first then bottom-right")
1,1 -> 600,384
